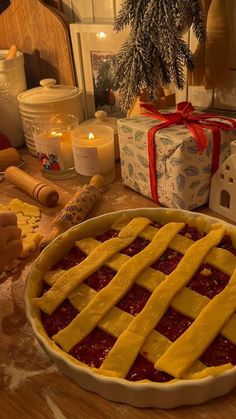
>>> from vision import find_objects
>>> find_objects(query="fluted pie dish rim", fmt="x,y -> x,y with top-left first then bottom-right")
24,208 -> 236,408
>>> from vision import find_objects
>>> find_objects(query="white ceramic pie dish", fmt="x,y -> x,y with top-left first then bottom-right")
24,207 -> 236,409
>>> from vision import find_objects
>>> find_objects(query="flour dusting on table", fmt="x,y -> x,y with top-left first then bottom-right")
44,394 -> 68,419
3,361 -> 57,390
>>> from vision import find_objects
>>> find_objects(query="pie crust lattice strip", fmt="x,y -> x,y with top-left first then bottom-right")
32,213 -> 236,385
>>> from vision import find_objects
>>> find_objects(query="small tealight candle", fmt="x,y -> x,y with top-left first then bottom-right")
33,114 -> 78,180
38,129 -> 74,169
71,125 -> 115,184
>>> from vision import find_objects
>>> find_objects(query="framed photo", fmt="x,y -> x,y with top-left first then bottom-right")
70,23 -> 129,119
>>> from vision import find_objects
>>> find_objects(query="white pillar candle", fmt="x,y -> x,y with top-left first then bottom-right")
71,125 -> 115,184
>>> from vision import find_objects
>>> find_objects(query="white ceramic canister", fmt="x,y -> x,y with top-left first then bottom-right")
79,110 -> 120,160
17,79 -> 84,156
0,50 -> 27,148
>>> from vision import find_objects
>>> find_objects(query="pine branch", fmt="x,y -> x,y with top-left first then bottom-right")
115,31 -> 161,109
146,0 -> 193,88
156,53 -> 171,86
169,54 -> 186,89
190,0 -> 207,43
177,39 -> 194,71
114,0 -> 206,109
114,0 -> 148,32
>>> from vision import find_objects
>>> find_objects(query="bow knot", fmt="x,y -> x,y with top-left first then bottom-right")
141,101 -> 236,154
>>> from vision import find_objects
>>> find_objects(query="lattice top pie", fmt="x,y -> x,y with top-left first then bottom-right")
29,210 -> 236,387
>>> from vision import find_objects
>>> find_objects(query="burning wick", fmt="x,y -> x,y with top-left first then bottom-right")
51,131 -> 63,137
96,32 -> 107,39
89,133 -> 95,140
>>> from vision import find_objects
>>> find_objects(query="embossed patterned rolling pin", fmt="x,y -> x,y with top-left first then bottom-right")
40,174 -> 104,249
5,166 -> 59,206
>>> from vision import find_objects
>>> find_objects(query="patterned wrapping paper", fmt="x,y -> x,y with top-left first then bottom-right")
118,114 -> 236,210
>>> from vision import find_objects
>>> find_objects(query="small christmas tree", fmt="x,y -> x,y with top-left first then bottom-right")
114,0 -> 206,110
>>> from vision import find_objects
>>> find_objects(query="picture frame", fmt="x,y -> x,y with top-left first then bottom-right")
70,23 -> 129,120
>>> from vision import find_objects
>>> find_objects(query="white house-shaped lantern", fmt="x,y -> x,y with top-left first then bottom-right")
209,141 -> 236,223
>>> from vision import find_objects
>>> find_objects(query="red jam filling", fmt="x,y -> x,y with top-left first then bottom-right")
96,229 -> 118,242
117,284 -> 151,316
179,225 -> 206,241
151,248 -> 183,274
53,246 -> 86,270
41,224 -> 236,382
200,335 -> 236,367
41,299 -> 78,338
187,263 -> 230,299
121,237 -> 151,256
84,266 -> 116,291
126,354 -> 173,382
97,229 -> 151,257
217,235 -> 236,256
69,327 -> 116,369
156,307 -> 193,342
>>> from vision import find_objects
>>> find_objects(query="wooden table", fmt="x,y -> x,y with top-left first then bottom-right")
1,149 -> 236,419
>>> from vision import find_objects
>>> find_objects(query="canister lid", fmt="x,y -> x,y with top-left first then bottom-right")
80,111 -> 118,133
17,79 -> 80,104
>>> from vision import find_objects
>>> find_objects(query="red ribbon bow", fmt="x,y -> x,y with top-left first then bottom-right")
140,101 -> 236,203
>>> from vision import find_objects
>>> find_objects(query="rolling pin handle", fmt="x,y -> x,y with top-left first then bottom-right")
90,175 -> 104,189
5,166 -> 59,207
32,182 -> 59,206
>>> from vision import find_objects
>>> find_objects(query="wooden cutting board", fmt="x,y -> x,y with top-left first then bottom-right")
0,0 -> 75,88
44,0 -> 62,10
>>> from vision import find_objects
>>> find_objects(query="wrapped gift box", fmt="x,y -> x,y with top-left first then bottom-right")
118,108 -> 236,210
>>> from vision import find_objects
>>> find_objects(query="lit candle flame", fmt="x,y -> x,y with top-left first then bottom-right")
89,132 -> 95,140
96,31 -> 107,39
51,131 -> 62,136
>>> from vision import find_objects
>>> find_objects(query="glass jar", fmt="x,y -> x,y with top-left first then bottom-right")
32,114 -> 78,180
0,50 -> 27,147
18,78 -> 84,156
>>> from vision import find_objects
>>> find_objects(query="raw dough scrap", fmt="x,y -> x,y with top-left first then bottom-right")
20,232 -> 43,258
0,198 -> 42,277
8,198 -> 40,218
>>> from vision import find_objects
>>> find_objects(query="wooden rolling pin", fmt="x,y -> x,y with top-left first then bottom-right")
40,174 -> 104,249
5,166 -> 59,207
0,147 -> 21,171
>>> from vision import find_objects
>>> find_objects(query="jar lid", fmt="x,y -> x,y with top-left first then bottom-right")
18,79 -> 80,104
80,111 -> 118,133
